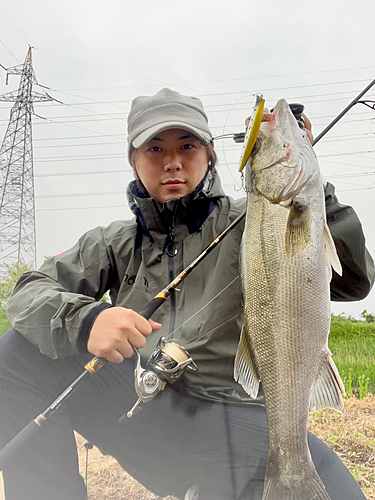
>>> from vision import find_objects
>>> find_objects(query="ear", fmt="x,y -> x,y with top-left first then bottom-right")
133,168 -> 140,180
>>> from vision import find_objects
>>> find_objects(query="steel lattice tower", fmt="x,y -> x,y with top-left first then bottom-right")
0,47 -> 53,271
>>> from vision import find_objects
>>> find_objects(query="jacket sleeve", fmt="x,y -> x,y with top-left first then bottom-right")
7,226 -> 116,359
325,182 -> 374,301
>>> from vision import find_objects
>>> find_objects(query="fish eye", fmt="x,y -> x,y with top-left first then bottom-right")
251,141 -> 260,154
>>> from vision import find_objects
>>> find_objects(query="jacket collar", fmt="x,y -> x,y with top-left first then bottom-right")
126,172 -> 225,247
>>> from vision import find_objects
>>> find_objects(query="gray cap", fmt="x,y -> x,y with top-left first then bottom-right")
127,88 -> 212,161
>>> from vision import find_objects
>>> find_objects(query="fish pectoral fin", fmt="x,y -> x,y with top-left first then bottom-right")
309,350 -> 345,413
285,201 -> 311,257
234,323 -> 260,399
323,220 -> 343,279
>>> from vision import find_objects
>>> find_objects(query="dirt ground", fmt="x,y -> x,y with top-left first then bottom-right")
308,394 -> 375,500
1,394 -> 374,499
79,394 -> 375,500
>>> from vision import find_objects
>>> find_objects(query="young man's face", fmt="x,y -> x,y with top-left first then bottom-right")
133,128 -> 209,205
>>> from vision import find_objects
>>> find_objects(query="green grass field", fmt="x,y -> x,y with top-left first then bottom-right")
329,313 -> 375,396
0,307 -> 10,336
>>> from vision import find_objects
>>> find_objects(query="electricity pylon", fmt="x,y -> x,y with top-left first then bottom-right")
0,47 -> 53,272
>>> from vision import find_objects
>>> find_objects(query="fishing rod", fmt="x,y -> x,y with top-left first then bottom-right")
312,78 -> 375,146
0,206 -> 246,470
215,79 -> 375,148
1,80 -> 374,469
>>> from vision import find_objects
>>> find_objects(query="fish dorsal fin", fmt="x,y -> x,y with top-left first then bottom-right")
234,323 -> 260,399
309,350 -> 345,413
285,201 -> 311,257
323,220 -> 342,279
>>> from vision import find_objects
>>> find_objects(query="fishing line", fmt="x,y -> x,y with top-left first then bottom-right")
325,120 -> 375,180
0,5 -> 29,48
163,276 -> 240,344
361,210 -> 375,239
218,93 -> 254,191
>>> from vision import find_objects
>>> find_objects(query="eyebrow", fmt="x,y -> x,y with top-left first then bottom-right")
150,132 -> 195,142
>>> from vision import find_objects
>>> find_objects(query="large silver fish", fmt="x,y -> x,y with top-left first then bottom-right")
234,99 -> 345,500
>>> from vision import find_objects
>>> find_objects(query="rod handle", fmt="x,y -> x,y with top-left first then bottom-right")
0,417 -> 44,471
137,296 -> 166,320
84,356 -> 107,374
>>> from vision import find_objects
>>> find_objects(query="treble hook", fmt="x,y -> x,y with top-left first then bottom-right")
234,171 -> 245,192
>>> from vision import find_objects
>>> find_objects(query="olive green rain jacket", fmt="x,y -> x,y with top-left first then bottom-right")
7,173 -> 374,404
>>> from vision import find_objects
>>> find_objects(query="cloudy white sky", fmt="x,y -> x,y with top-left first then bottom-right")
0,0 -> 374,318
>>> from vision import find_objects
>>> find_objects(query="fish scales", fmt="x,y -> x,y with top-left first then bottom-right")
234,99 -> 344,500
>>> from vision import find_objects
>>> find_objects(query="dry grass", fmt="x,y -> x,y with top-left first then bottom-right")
308,393 -> 375,499
1,395 -> 374,499
76,437 -> 177,500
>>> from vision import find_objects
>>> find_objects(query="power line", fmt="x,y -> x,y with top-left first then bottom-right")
34,169 -> 131,177
329,171 -> 375,179
0,39 -> 20,64
29,130 -> 373,152
2,66 -> 375,197
34,153 -> 127,162
36,204 -> 128,212
34,47 -> 173,86
33,140 -> 127,149
3,81 -> 373,113
37,65 -> 375,92
0,5 -> 29,47
37,191 -> 127,199
1,88 -> 371,123
318,150 -> 375,158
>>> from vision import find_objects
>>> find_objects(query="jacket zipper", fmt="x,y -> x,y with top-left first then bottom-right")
165,229 -> 177,338
168,250 -> 176,337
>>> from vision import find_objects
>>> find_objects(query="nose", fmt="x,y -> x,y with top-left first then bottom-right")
164,153 -> 182,172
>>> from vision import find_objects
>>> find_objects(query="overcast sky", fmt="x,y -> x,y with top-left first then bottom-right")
0,0 -> 375,318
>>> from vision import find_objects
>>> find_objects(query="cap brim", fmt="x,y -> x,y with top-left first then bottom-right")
132,121 -> 212,149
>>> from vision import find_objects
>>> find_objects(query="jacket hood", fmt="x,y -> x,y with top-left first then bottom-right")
126,171 -> 226,247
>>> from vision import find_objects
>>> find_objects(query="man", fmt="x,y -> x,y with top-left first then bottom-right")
0,88 -> 373,500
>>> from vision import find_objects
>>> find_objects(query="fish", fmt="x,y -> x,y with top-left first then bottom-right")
234,98 -> 345,500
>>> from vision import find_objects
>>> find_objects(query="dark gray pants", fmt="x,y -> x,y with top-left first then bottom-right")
0,329 -> 366,500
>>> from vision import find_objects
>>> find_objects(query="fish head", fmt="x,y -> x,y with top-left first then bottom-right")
246,99 -> 314,203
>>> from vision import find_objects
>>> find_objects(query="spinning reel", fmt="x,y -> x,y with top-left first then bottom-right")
125,337 -> 198,419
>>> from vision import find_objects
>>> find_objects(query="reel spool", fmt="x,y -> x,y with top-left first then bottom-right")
149,337 -> 198,384
124,337 -> 197,419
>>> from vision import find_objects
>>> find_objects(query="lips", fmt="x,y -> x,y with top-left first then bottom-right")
163,179 -> 185,185
162,179 -> 186,190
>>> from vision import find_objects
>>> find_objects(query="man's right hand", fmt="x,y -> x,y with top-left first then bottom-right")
87,307 -> 162,363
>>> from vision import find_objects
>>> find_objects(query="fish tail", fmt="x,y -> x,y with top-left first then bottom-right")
262,464 -> 332,500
